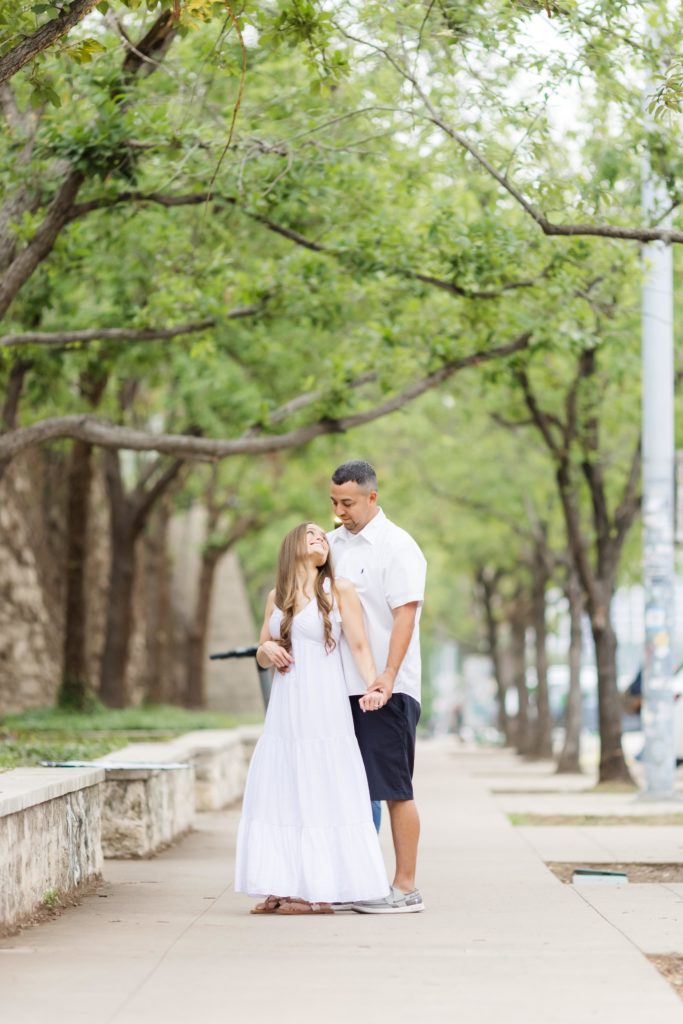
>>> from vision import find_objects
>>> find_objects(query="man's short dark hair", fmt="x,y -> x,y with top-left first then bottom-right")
331,460 -> 378,492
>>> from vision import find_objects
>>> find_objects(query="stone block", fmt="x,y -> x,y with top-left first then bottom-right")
98,754 -> 195,859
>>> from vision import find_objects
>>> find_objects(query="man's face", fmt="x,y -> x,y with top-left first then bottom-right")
330,481 -> 377,534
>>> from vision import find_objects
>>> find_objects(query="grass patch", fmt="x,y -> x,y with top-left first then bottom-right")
508,812 -> 683,826
0,731 -> 131,772
492,788 -> 593,796
3,703 -> 253,733
590,781 -> 639,794
0,703 -> 261,772
41,889 -> 61,909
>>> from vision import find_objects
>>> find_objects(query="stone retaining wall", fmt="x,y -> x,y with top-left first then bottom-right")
0,767 -> 104,934
97,727 -> 260,855
0,727 -> 262,931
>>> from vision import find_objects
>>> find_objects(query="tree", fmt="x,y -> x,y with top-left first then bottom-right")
474,566 -> 512,743
503,332 -> 641,783
58,366 -> 107,708
100,446 -> 184,706
556,564 -> 585,774
183,459 -> 279,708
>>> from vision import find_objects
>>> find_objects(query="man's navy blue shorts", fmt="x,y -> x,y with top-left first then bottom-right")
349,693 -> 421,801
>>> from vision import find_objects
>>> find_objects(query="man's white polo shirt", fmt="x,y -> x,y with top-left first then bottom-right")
327,509 -> 426,704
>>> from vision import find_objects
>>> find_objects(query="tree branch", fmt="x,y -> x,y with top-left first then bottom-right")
132,458 -> 185,532
341,31 -> 683,246
517,367 -> 563,456
0,0 -> 102,87
0,168 -> 85,321
69,189 -> 548,299
576,349 -> 611,564
0,334 -> 530,463
247,370 -> 378,434
0,305 -> 263,349
0,12 -> 178,322
490,411 -> 535,430
517,363 -> 599,606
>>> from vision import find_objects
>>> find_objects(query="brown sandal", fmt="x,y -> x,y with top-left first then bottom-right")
274,900 -> 333,915
250,895 -> 283,915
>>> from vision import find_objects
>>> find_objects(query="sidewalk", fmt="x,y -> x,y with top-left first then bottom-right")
2,740 -> 682,1024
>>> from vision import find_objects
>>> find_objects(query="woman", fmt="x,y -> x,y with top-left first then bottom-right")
234,522 -> 389,915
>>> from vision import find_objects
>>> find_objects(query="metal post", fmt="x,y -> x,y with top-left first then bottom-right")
640,112 -> 676,797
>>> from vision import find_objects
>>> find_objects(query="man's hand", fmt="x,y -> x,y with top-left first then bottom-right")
259,640 -> 294,672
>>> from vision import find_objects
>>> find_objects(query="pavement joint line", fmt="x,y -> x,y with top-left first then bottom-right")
569,884 -> 658,963
104,872 -> 234,1024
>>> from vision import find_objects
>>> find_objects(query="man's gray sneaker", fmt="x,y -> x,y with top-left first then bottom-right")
352,886 -> 425,914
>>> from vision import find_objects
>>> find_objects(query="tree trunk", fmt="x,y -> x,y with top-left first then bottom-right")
0,358 -> 31,481
557,569 -> 584,774
476,569 -> 511,743
144,499 -> 173,705
100,450 -> 184,707
529,564 -> 553,758
592,607 -> 633,784
58,439 -> 95,709
510,607 -> 531,755
186,550 -> 221,709
99,519 -> 136,708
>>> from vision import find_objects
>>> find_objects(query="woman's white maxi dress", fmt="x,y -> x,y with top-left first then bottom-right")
234,593 -> 389,903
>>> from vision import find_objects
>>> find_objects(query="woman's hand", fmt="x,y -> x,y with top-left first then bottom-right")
359,685 -> 389,712
259,640 -> 294,673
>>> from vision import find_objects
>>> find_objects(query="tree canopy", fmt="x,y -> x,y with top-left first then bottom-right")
1,2 -> 682,774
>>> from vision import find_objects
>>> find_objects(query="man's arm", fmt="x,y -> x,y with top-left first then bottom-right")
366,602 -> 419,701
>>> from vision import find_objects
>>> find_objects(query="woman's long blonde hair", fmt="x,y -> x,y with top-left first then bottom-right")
275,523 -> 336,654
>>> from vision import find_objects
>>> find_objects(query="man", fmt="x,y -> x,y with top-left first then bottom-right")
328,460 -> 426,914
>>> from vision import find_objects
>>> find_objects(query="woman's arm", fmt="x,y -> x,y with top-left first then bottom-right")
336,578 -> 376,692
256,589 -> 294,672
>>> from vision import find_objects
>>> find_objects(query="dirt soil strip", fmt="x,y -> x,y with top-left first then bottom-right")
647,956 -> 683,1002
546,862 -> 683,884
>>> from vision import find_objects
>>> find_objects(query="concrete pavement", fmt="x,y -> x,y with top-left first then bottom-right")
2,740 -> 682,1023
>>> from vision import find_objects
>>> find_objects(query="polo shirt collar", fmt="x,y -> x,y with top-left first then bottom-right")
340,507 -> 386,545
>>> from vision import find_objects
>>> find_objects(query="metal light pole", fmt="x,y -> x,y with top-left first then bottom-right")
640,99 -> 677,797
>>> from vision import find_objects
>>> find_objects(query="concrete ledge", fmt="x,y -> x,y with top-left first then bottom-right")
103,727 -> 261,814
0,767 -> 104,934
169,730 -> 248,811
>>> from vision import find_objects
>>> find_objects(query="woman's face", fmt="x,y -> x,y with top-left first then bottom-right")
304,523 -> 329,567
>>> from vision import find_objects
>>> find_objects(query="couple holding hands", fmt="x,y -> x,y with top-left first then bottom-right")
234,460 -> 426,915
